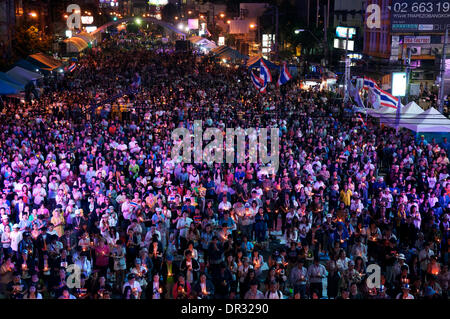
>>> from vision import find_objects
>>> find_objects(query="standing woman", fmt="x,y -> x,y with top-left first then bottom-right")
1,225 -> 11,258
112,239 -> 127,292
366,221 -> 381,262
51,209 -> 64,238
251,249 -> 264,278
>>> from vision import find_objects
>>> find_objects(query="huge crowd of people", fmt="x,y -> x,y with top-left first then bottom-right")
0,32 -> 448,300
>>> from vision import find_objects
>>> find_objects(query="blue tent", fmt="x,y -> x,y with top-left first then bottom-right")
0,72 -> 25,88
247,56 -> 279,70
15,59 -> 42,73
0,78 -> 23,95
6,66 -> 43,86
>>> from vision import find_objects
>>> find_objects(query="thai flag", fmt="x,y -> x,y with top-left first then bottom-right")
130,201 -> 139,207
363,76 -> 378,90
250,70 -> 266,93
277,61 -> 292,86
357,113 -> 367,129
68,63 -> 77,73
260,59 -> 272,85
379,90 -> 399,108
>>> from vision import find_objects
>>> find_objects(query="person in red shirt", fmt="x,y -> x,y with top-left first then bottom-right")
172,274 -> 191,299
95,238 -> 110,277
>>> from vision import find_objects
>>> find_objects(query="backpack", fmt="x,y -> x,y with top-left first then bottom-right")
265,290 -> 282,299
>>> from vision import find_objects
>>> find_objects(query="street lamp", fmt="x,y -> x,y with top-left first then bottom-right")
135,18 -> 142,25
219,13 -> 225,18
29,12 -> 38,18
249,24 -> 256,29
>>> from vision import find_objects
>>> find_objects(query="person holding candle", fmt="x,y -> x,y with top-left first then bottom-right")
74,252 -> 92,278
161,254 -> 179,298
112,239 -> 127,292
289,259 -> 308,299
172,274 -> 190,299
180,249 -> 200,285
94,238 -> 110,277
147,273 -> 165,299
307,257 -> 327,299
396,284 -> 414,299
251,249 -> 264,278
193,272 -> 214,299
122,273 -> 142,299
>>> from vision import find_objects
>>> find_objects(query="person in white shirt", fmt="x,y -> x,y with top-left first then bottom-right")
396,285 -> 414,299
176,212 -> 192,250
122,198 -> 133,220
10,224 -> 23,259
265,281 -> 283,299
336,249 -> 351,273
307,258 -> 327,299
123,273 -> 142,299
419,242 -> 434,272
74,253 -> 92,278
218,197 -> 232,213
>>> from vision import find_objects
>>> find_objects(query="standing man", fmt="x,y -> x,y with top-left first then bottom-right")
307,257 -> 327,298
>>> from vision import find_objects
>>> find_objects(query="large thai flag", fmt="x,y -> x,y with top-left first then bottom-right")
250,70 -> 266,93
260,59 -> 272,85
379,90 -> 399,108
277,61 -> 292,86
363,76 -> 378,90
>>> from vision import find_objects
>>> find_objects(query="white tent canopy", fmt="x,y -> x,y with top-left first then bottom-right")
366,105 -> 397,118
399,107 -> 450,133
6,66 -> 43,86
382,101 -> 424,126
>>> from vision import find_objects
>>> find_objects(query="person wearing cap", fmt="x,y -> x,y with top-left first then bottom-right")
10,224 -> 23,261
123,273 -> 142,299
396,284 -> 414,299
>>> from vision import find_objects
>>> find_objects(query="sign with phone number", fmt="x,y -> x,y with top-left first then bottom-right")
391,0 -> 450,33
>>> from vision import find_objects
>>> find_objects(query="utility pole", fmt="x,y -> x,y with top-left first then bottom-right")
307,0 -> 310,27
316,0 -> 319,28
405,47 -> 412,102
438,28 -> 448,113
324,4 -> 328,66
343,30 -> 350,102
275,5 -> 279,59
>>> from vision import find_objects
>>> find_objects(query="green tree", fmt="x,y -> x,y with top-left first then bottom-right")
12,24 -> 52,59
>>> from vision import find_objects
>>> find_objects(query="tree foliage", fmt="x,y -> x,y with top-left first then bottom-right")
12,24 -> 52,59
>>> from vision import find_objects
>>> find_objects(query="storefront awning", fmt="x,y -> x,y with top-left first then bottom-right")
27,52 -> 62,71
